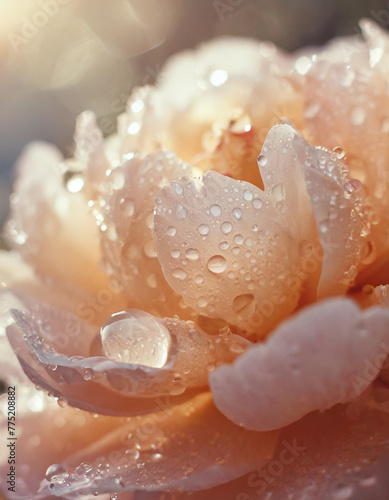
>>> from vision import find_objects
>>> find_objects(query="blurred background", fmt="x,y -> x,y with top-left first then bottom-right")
1,0 -> 388,227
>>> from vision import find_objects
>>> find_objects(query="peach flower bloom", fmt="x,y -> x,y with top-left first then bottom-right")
2,18 -> 389,500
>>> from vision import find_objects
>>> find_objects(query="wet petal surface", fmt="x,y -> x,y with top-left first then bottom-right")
210,298 -> 389,430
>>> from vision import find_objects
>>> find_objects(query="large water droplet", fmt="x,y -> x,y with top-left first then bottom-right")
100,311 -> 171,368
207,255 -> 227,274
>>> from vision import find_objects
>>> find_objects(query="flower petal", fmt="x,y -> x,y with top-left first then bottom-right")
304,20 -> 389,264
39,394 -> 278,498
135,387 -> 389,500
259,123 -> 367,297
0,402 -> 128,499
4,142 -> 108,294
5,293 -> 247,416
153,170 -> 304,339
210,297 -> 389,431
97,149 -> 195,319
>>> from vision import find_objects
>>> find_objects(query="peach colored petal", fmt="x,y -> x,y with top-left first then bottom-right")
73,110 -> 110,193
4,142 -> 109,294
5,300 -> 202,416
304,20 -> 389,264
117,86 -> 166,160
96,149 -> 195,319
153,170 -> 304,339
157,38 -> 303,162
194,121 -> 264,189
260,123 -> 367,297
353,284 -> 389,309
0,402 -> 128,499
135,387 -> 389,500
210,298 -> 389,431
38,394 -> 278,498
5,292 -> 246,416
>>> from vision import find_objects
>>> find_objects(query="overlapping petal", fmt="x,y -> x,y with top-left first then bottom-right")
4,142 -> 108,294
135,387 -> 389,500
210,297 -> 389,431
304,19 -> 389,264
96,149 -> 196,319
5,291 -> 248,416
38,394 -> 278,498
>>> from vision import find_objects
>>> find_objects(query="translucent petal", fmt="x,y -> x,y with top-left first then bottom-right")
210,298 -> 389,431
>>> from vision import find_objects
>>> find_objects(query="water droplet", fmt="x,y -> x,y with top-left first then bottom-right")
128,121 -> 141,135
350,107 -> 366,126
175,204 -> 188,220
100,311 -> 171,368
197,297 -> 208,308
151,453 -> 163,462
198,224 -> 209,235
233,294 -> 255,317
186,248 -> 199,260
252,198 -> 262,210
172,268 -> 187,280
234,234 -> 244,245
295,55 -> 312,75
170,249 -> 180,259
75,462 -> 95,478
221,221 -> 232,234
130,98 -> 144,113
207,255 -> 227,274
219,241 -> 229,251
232,208 -> 242,220
243,190 -> 254,201
333,146 -> 345,159
229,343 -> 245,354
57,398 -> 68,408
194,274 -> 204,284
346,265 -> 358,281
173,182 -> 184,195
257,155 -> 267,167
170,379 -> 186,395
209,69 -> 228,86
272,183 -> 286,202
210,204 -> 222,217
344,179 -> 361,194
45,464 -> 66,481
166,226 -> 176,236
64,171 -> 84,193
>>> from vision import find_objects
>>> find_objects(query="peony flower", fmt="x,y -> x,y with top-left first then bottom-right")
2,17 -> 389,500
